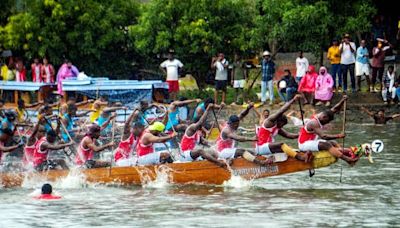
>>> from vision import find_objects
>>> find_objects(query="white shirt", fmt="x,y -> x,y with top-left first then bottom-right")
214,59 -> 229,80
339,42 -> 356,65
160,59 -> 183,81
295,57 -> 309,77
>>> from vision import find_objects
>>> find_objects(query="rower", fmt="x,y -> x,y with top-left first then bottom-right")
60,96 -> 94,116
298,95 -> 359,165
23,119 -> 47,169
32,129 -> 72,171
74,124 -> 114,168
192,98 -> 223,123
60,104 -> 80,142
114,110 -> 143,167
16,99 -> 42,123
360,107 -> 400,124
253,107 -> 270,126
0,110 -> 17,142
178,103 -> 227,167
256,94 -> 313,162
216,104 -> 270,166
136,122 -> 176,165
165,98 -> 201,132
133,100 -> 164,126
95,104 -> 127,135
89,96 -> 108,123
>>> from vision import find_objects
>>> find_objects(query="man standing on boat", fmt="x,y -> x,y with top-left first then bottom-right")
178,103 -> 227,167
256,94 -> 313,162
160,49 -> 183,101
298,95 -> 359,165
216,104 -> 270,166
136,122 -> 176,165
114,110 -> 143,167
75,124 -> 114,168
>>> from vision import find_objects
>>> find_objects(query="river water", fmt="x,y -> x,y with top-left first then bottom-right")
0,121 -> 399,227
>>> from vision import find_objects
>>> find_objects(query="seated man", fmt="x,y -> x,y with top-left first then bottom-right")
32,130 -> 73,171
277,69 -> 298,104
179,103 -> 227,167
216,104 -> 270,166
361,107 -> 400,124
75,124 -> 114,168
136,122 -> 176,165
192,98 -> 223,123
256,94 -> 313,162
166,98 -> 201,132
298,95 -> 359,165
114,110 -> 143,167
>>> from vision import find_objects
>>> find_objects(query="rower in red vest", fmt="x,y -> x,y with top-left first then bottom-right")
114,110 -> 144,167
75,124 -> 114,168
256,94 -> 313,162
136,122 -> 176,165
179,103 -> 226,167
33,183 -> 61,200
297,95 -> 358,165
32,129 -> 72,171
23,119 -> 47,169
215,103 -> 269,166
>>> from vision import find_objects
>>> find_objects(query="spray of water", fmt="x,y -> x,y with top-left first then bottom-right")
142,165 -> 173,189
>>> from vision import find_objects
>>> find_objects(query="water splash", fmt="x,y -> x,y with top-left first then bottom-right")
21,168 -> 90,189
222,175 -> 253,189
142,165 -> 173,189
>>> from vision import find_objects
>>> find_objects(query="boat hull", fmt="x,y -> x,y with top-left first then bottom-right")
0,151 -> 337,188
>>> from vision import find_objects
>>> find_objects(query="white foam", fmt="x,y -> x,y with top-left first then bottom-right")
21,168 -> 91,189
142,165 -> 172,189
222,175 -> 253,189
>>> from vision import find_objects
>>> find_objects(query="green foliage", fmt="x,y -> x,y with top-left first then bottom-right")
1,0 -> 139,77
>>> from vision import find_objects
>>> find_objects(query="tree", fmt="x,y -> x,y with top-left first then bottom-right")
1,0 -> 139,78
130,0 -> 257,83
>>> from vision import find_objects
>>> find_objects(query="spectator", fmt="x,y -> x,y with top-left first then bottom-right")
31,58 -> 42,82
381,65 -> 396,104
159,49 -> 183,101
327,39 -> 341,91
315,66 -> 334,107
355,40 -> 370,92
6,63 -> 16,81
339,34 -> 356,93
295,51 -> 309,83
371,38 -> 392,92
211,53 -> 229,105
41,57 -> 55,83
277,69 -> 297,104
298,65 -> 317,105
260,51 -> 275,105
231,53 -> 247,105
56,60 -> 79,94
15,58 -> 26,82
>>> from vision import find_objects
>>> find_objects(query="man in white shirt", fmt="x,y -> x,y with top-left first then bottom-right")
295,51 -> 309,82
339,34 -> 356,93
160,50 -> 184,101
211,53 -> 229,104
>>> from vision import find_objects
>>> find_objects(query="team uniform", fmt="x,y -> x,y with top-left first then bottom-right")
75,136 -> 95,167
216,126 -> 236,159
255,123 -> 279,155
136,130 -> 164,165
298,117 -> 325,151
23,138 -> 38,169
32,137 -> 52,170
114,133 -> 138,167
177,130 -> 202,162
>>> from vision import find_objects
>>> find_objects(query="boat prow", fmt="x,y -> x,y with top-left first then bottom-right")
0,151 -> 337,188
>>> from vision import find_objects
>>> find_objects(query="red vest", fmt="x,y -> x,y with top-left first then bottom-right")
32,137 -> 48,167
298,117 -> 322,144
33,194 -> 62,200
136,130 -> 154,157
75,136 -> 94,165
23,138 -> 38,167
114,133 -> 136,162
180,130 -> 200,151
257,124 -> 279,145
216,126 -> 235,152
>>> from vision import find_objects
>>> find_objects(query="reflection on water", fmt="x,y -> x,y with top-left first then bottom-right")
1,123 -> 400,227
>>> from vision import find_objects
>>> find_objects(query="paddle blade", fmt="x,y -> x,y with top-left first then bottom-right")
207,127 -> 220,141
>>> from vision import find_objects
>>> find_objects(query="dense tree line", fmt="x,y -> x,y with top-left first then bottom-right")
0,0 -> 376,81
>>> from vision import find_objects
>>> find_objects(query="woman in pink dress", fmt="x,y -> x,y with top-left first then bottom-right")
315,66 -> 334,106
298,65 -> 317,105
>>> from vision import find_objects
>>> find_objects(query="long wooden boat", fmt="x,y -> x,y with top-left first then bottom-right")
0,151 -> 337,188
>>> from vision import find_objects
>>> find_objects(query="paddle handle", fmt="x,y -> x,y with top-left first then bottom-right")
342,100 -> 347,149
298,100 -> 305,126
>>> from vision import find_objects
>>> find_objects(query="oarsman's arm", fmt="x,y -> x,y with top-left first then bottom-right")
0,143 -> 22,153
187,104 -> 212,136
41,141 -> 74,151
25,102 -> 43,108
330,95 -> 348,114
171,99 -> 201,110
84,138 -> 113,152
309,121 -> 345,140
238,103 -> 254,120
75,109 -> 95,117
75,99 -> 94,107
103,106 -> 127,113
267,95 -> 301,125
278,128 -> 299,139
27,120 -> 42,146
122,109 -> 139,140
143,132 -> 176,144
225,131 -> 257,142
253,107 -> 262,118
360,106 -> 374,117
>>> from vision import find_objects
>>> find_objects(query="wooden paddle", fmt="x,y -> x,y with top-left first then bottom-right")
207,106 -> 223,141
298,99 -> 314,177
340,99 -> 347,183
109,118 -> 116,175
